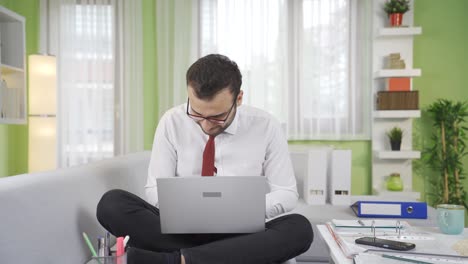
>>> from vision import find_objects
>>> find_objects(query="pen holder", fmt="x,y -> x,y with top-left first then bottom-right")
86,253 -> 127,264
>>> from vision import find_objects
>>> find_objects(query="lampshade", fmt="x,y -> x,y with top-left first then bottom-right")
28,54 -> 56,115
28,54 -> 57,173
29,116 -> 56,172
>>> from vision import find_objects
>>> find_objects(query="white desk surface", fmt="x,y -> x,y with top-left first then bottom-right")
317,224 -> 468,264
288,199 -> 437,263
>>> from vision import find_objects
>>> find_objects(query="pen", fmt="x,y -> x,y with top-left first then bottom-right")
98,237 -> 106,257
105,232 -> 110,256
358,220 -> 365,226
82,232 -> 98,257
123,235 -> 130,248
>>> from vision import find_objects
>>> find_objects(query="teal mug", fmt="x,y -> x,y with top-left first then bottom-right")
437,204 -> 465,235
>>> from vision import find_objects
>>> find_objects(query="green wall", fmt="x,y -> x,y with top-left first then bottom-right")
0,0 -> 39,177
413,0 -> 468,207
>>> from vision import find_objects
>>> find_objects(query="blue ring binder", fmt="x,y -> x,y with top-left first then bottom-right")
351,201 -> 428,219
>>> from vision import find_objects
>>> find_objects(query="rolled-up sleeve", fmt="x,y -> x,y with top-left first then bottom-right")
263,121 -> 298,219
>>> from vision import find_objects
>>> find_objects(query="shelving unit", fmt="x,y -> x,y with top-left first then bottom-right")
371,0 -> 421,200
0,6 -> 26,124
374,69 -> 421,78
374,110 -> 421,118
374,151 -> 421,160
378,26 -> 422,37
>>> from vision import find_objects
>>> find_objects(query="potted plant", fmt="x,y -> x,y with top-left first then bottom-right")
387,173 -> 403,191
384,0 -> 410,27
387,126 -> 403,151
425,99 -> 468,209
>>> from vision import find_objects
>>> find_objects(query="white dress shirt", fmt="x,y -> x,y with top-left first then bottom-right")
145,103 -> 298,219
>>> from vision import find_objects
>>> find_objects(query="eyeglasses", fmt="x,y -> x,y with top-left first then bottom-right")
186,98 -> 237,125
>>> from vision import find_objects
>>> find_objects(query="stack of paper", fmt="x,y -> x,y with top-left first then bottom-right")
327,220 -> 468,264
332,219 -> 407,229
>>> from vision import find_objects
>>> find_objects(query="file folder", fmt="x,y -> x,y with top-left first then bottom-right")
329,150 -> 351,205
351,201 -> 427,219
290,147 -> 331,205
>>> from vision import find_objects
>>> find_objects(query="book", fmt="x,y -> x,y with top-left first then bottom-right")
387,77 -> 410,91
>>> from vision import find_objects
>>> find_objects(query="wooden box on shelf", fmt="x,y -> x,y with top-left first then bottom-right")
377,91 -> 419,110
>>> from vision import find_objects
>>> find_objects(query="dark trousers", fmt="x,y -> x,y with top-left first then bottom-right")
97,189 -> 313,264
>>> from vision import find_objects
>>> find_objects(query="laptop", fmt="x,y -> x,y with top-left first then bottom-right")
157,176 -> 266,234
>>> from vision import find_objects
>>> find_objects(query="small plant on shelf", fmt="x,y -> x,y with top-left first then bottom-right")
387,126 -> 403,151
387,173 -> 403,191
383,0 -> 410,27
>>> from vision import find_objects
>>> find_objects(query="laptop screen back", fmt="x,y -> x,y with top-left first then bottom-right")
157,176 -> 266,234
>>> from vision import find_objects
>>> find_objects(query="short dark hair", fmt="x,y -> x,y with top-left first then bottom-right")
186,54 -> 242,100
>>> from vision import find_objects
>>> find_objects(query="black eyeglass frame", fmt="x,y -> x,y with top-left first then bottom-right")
186,96 -> 238,125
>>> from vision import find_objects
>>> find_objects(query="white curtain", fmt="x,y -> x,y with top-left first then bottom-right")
161,0 -> 371,140
155,0 -> 199,116
115,0 -> 144,155
46,0 -> 143,167
200,0 -> 290,122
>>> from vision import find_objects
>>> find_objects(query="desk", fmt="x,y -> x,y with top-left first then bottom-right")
317,225 -> 468,264
290,200 -> 436,263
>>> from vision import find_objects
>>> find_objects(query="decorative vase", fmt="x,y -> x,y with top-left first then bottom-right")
387,173 -> 403,191
389,13 -> 403,27
390,140 -> 401,151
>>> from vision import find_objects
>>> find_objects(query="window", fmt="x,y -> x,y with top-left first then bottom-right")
199,0 -> 371,140
59,3 -> 115,166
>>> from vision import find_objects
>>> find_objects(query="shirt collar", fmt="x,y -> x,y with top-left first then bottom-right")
222,105 -> 240,135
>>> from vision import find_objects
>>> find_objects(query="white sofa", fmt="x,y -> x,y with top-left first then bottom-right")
0,152 -> 320,264
0,152 -> 148,264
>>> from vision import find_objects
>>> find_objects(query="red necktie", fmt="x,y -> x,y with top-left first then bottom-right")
201,135 -> 216,176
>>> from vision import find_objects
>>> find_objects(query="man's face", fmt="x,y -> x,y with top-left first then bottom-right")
187,86 -> 243,136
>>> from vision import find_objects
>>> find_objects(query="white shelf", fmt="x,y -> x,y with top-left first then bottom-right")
374,150 -> 421,160
378,27 -> 422,37
374,110 -> 421,119
371,190 -> 421,201
374,69 -> 421,78
1,64 -> 24,74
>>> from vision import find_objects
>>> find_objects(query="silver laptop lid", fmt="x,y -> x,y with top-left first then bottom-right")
157,176 -> 266,234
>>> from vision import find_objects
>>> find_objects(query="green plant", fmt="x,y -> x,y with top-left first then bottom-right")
425,99 -> 468,209
384,0 -> 410,15
387,126 -> 403,142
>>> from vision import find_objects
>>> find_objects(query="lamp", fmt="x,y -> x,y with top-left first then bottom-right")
28,0 -> 59,172
28,54 -> 57,172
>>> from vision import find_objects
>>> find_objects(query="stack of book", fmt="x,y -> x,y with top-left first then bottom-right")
387,53 -> 405,69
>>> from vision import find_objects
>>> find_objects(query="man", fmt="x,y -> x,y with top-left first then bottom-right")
97,54 -> 313,264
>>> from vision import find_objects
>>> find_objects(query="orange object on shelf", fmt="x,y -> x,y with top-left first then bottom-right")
387,77 -> 410,91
